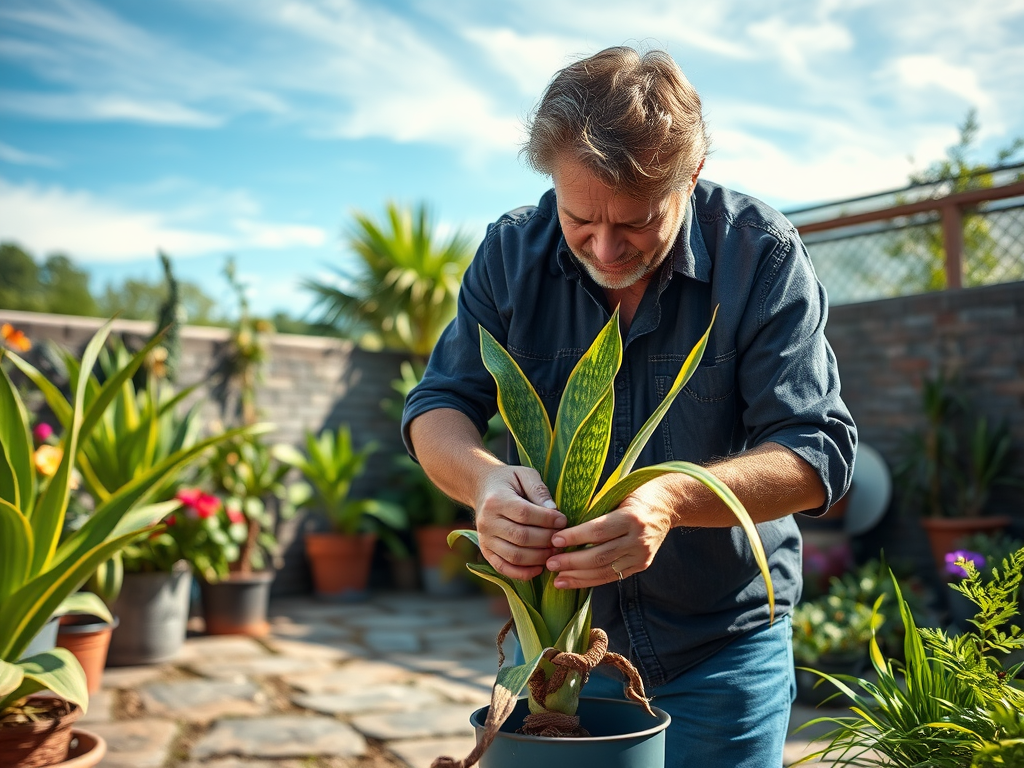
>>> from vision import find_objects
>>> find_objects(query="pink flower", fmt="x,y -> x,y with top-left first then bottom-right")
33,423 -> 54,443
175,488 -> 221,519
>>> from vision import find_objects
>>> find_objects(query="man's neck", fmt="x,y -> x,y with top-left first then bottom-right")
604,281 -> 648,332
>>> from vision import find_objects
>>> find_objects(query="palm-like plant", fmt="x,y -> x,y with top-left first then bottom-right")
443,308 -> 773,758
305,202 -> 474,360
0,322 -> 250,718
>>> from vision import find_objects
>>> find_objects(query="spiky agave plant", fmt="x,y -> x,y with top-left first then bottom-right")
446,306 -> 774,743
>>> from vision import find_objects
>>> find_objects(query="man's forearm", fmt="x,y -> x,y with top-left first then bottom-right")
407,408 -> 505,509
666,442 -> 827,528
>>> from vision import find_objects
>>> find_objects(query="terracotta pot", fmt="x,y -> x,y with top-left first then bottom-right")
200,571 -> 275,636
415,524 -> 473,597
0,698 -> 81,768
56,616 -> 118,695
920,516 -> 1012,575
304,532 -> 376,600
50,730 -> 106,768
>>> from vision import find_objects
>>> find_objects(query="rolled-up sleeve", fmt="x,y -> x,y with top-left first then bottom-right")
736,231 -> 857,514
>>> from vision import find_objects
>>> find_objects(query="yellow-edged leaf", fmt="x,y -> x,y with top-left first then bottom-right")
0,499 -> 32,605
54,591 -> 114,625
594,306 -> 717,502
0,658 -> 25,698
15,649 -> 89,712
480,326 -> 551,472
466,563 -> 552,658
545,309 -> 621,492
539,570 -> 580,647
583,460 -> 774,618
0,364 -> 34,511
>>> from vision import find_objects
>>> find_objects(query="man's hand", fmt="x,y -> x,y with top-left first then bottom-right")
475,465 -> 567,580
545,476 -> 678,589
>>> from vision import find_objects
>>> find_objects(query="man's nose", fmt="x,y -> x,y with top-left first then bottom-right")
590,227 -> 625,263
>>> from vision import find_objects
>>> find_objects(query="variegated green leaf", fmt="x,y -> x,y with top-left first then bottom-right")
480,326 -> 551,472
539,570 -> 579,648
13,649 -> 89,712
0,363 -> 34,511
54,591 -> 114,625
0,499 -> 32,605
494,651 -> 545,705
448,528 -> 537,608
594,306 -> 718,502
0,658 -> 25,698
582,461 -> 774,618
28,321 -> 115,575
545,309 -> 621,492
1,526 -> 156,660
466,563 -> 552,658
554,591 -> 592,654
554,389 -> 613,521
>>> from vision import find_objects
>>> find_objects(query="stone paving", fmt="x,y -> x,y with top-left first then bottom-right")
78,592 -> 841,767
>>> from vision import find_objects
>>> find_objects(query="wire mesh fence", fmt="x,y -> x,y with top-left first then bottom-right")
788,165 -> 1024,306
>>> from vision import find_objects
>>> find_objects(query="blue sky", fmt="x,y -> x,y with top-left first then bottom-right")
2,0 -> 1023,318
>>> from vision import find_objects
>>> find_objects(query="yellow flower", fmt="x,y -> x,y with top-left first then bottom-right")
34,444 -> 63,477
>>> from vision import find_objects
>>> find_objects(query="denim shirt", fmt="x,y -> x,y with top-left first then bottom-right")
402,179 -> 857,685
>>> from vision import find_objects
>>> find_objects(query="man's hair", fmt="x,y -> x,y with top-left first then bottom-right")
523,46 -> 709,199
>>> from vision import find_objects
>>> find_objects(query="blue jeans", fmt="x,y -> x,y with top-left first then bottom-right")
515,615 -> 795,768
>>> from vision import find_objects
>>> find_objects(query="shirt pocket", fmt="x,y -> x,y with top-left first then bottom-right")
653,353 -> 737,462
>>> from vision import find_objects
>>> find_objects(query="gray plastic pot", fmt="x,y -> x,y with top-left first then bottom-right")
469,697 -> 670,768
107,565 -> 192,666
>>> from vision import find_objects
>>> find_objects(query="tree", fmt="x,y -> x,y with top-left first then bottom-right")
884,110 -> 1024,292
304,202 -> 475,362
0,242 -> 99,317
99,273 -> 218,325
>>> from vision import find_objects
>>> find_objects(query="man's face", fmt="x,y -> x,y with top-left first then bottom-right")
552,156 -> 699,291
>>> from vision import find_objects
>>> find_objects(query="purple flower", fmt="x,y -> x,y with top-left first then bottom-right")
33,423 -> 54,443
945,549 -> 985,579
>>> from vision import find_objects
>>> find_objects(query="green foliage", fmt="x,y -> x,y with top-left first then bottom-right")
0,321 -> 228,715
204,434 -> 302,574
795,548 -> 1024,768
793,595 -> 879,665
450,307 -> 772,719
221,257 -> 273,427
304,202 -> 474,359
274,426 -> 406,538
895,375 -> 1020,518
884,110 -> 1024,292
0,244 -> 99,317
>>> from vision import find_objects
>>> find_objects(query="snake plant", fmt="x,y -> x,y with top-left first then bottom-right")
450,306 -> 774,724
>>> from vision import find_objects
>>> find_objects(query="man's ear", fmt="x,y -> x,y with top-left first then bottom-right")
691,159 -> 705,187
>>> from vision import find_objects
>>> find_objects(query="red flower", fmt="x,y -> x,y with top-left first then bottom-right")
175,488 -> 221,519
225,503 -> 245,524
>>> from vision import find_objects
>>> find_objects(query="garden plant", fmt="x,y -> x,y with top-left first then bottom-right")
796,547 -> 1024,767
436,307 -> 773,765
0,322 -> 247,752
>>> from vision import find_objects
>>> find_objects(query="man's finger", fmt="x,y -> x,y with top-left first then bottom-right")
550,514 -> 620,548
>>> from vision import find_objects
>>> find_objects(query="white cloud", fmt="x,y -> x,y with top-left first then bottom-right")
889,55 -> 992,109
461,27 -> 583,95
746,17 -> 854,72
0,90 -> 222,127
0,141 -> 59,167
0,178 -> 329,262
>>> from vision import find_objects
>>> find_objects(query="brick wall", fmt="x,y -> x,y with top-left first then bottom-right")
5,282 -> 1023,588
824,281 -> 1024,566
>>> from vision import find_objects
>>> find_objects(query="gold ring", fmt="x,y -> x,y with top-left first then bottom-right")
611,561 -> 624,582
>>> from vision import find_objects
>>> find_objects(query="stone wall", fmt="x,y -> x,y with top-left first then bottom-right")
0,309 -> 407,594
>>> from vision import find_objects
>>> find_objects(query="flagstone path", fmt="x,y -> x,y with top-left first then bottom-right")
77,592 -> 841,766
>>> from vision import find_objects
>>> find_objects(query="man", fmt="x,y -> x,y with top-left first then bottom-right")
402,46 -> 856,767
